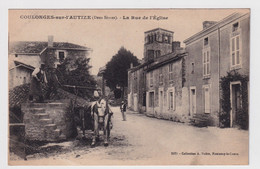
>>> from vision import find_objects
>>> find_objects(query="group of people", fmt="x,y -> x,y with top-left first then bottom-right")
29,63 -> 128,147
29,63 -> 128,121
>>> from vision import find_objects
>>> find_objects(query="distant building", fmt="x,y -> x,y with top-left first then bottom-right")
9,36 -> 91,89
184,12 -> 250,127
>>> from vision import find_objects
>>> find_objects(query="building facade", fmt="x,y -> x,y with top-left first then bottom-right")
145,52 -> 189,122
128,28 -> 189,122
184,12 -> 250,128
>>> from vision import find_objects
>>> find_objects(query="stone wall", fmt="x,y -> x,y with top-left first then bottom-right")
9,124 -> 26,159
146,57 -> 189,123
22,100 -> 74,142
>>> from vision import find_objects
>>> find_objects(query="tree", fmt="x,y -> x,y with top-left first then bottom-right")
104,47 -> 140,98
56,57 -> 96,99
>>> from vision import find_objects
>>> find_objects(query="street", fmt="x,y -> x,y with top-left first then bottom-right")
10,106 -> 248,165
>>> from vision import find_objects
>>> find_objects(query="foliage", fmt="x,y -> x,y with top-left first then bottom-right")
182,57 -> 186,87
104,47 -> 140,91
220,70 -> 249,129
57,57 -> 96,99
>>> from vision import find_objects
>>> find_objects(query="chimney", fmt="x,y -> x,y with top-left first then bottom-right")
172,41 -> 180,53
203,21 -> 217,29
48,35 -> 54,47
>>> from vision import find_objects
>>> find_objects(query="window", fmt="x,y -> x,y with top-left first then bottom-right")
164,36 -> 168,43
23,77 -> 26,84
149,34 -> 154,43
203,85 -> 211,113
159,67 -> 163,85
147,50 -> 154,61
134,71 -> 137,91
191,62 -> 195,74
169,63 -> 173,81
155,50 -> 161,58
204,37 -> 209,46
59,52 -> 65,61
150,71 -> 153,87
203,48 -> 210,76
149,92 -> 154,107
232,22 -> 239,32
56,50 -> 67,63
231,35 -> 241,68
168,88 -> 175,110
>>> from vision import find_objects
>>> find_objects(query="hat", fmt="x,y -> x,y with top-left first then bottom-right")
94,90 -> 99,98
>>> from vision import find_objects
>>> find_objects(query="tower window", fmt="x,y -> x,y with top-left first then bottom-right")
154,34 -> 156,41
148,50 -> 154,61
155,50 -> 161,58
164,36 -> 168,43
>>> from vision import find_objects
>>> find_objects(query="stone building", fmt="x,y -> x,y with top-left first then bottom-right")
183,12 -> 250,128
9,36 -> 91,89
128,28 -> 189,122
145,51 -> 189,122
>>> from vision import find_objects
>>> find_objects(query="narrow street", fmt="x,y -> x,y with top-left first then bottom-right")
10,106 -> 248,165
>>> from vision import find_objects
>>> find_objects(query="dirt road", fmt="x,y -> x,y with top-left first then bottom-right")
10,106 -> 248,165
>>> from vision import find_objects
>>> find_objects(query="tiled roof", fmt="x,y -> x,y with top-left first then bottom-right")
13,60 -> 35,70
9,83 -> 90,108
146,52 -> 187,72
9,41 -> 90,54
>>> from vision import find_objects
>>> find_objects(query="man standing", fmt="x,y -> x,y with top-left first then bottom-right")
45,68 -> 60,100
120,100 -> 127,121
29,63 -> 47,103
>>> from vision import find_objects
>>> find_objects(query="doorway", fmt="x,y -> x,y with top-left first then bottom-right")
190,87 -> 196,116
159,88 -> 164,114
133,94 -> 138,112
230,82 -> 242,127
149,91 -> 155,114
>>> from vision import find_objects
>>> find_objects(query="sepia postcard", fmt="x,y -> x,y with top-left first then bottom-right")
8,9 -> 250,166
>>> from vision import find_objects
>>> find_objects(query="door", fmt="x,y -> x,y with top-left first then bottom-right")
149,92 -> 155,114
204,87 -> 210,113
190,88 -> 196,115
133,94 -> 138,112
159,90 -> 163,113
231,83 -> 242,127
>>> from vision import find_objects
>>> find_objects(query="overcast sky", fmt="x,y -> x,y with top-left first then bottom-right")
9,9 -> 249,75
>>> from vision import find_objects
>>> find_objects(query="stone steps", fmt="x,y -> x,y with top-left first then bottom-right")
189,113 -> 209,127
22,100 -> 72,142
39,118 -> 53,124
35,113 -> 49,119
45,124 -> 57,130
28,108 -> 45,114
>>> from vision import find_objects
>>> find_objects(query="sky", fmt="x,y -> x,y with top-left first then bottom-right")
9,9 -> 249,75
